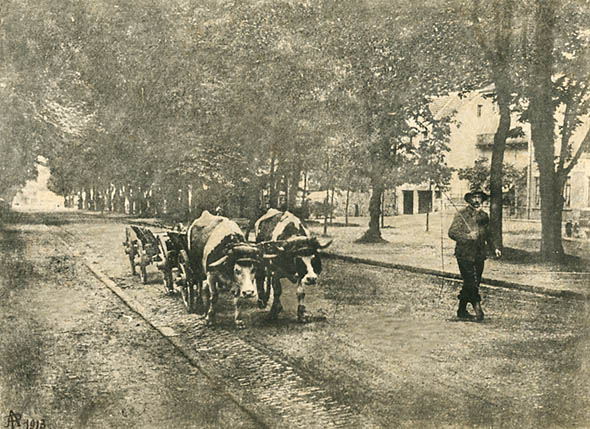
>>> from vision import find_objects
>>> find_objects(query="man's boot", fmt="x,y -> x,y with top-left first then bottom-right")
457,300 -> 474,319
473,302 -> 484,321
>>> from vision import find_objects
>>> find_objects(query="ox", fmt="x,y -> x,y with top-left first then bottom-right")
188,210 -> 261,328
254,209 -> 331,322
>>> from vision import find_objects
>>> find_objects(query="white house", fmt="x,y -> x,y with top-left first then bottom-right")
396,86 -> 590,218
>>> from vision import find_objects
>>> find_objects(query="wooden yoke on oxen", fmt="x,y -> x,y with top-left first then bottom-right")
274,236 -> 333,255
208,241 -> 262,270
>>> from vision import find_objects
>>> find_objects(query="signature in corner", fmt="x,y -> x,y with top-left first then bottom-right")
4,411 -> 46,429
4,411 -> 21,429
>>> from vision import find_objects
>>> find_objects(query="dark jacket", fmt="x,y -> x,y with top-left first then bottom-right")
448,205 -> 494,261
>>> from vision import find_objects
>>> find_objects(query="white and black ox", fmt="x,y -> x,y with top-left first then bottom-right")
188,210 -> 262,328
255,209 -> 332,322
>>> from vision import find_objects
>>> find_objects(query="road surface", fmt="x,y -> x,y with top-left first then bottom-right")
1,211 -> 588,428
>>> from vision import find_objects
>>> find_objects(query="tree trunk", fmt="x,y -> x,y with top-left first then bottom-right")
124,185 -> 132,215
356,175 -> 385,242
323,188 -> 329,236
489,76 -> 511,250
380,192 -> 385,228
117,185 -> 126,213
84,187 -> 90,210
288,163 -> 300,211
330,187 -> 335,225
426,183 -> 432,232
529,0 -> 563,260
105,186 -> 112,212
345,185 -> 350,226
114,186 -> 119,212
301,171 -> 308,219
282,176 -> 289,210
269,155 -> 278,209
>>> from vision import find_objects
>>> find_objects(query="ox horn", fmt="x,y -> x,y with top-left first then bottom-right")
258,241 -> 285,254
208,255 -> 228,270
315,238 -> 333,249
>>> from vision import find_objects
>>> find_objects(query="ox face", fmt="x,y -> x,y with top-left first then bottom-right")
210,256 -> 259,300
205,256 -> 260,328
231,261 -> 258,299
294,252 -> 322,286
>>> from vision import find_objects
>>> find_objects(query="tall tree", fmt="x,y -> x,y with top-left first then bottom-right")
523,0 -> 590,260
468,0 -> 517,250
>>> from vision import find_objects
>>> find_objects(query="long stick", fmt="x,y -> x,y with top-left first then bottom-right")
439,196 -> 446,297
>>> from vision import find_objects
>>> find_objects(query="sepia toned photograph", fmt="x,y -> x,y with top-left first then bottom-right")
1,0 -> 589,427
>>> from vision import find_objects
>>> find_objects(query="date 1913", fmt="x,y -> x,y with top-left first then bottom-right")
4,410 -> 46,429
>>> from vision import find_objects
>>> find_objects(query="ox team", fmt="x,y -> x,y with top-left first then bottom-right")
183,208 -> 330,327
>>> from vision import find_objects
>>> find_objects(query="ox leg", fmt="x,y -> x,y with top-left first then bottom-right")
195,279 -> 204,314
269,276 -> 283,320
255,266 -> 267,309
297,282 -> 309,323
233,296 -> 245,329
205,276 -> 218,326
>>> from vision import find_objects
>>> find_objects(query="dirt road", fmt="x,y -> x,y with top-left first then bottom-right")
1,211 -> 589,428
0,217 -> 260,428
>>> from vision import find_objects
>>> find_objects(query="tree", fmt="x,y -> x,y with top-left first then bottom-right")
521,0 -> 590,260
438,0 -> 590,259
466,0 -> 520,250
458,156 -> 526,200
309,1 -> 463,242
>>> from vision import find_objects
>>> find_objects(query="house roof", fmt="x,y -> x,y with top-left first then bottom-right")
429,84 -> 496,120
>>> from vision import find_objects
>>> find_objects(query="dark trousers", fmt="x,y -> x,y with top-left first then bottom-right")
456,258 -> 485,303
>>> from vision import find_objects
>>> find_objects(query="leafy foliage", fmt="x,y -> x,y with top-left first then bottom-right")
458,156 -> 525,192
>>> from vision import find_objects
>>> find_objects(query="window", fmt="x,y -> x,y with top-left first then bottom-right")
477,104 -> 483,117
534,177 -> 540,207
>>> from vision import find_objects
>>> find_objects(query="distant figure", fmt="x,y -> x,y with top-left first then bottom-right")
565,220 -> 573,237
448,190 -> 501,321
573,221 -> 580,238
215,206 -> 223,216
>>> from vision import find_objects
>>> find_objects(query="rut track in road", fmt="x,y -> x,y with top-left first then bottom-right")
52,225 -> 360,429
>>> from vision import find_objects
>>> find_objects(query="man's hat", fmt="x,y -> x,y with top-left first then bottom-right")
464,190 -> 489,203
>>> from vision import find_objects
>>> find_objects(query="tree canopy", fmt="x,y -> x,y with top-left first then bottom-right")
2,0 -> 588,259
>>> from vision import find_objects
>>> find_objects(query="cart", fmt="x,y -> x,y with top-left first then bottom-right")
156,228 -> 201,314
123,225 -> 162,284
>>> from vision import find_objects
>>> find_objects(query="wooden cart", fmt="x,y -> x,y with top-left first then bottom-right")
122,225 -> 163,284
155,228 -> 201,314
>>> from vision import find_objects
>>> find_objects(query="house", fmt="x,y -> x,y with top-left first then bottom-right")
397,85 -> 590,219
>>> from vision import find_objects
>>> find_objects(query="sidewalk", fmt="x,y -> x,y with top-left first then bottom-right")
307,213 -> 590,300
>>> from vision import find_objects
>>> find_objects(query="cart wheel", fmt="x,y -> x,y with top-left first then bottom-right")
159,243 -> 175,294
178,250 -> 195,313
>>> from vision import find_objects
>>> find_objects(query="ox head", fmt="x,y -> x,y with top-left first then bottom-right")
263,236 -> 332,286
208,243 -> 262,299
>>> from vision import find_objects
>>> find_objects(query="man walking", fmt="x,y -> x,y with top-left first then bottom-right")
448,190 -> 501,321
